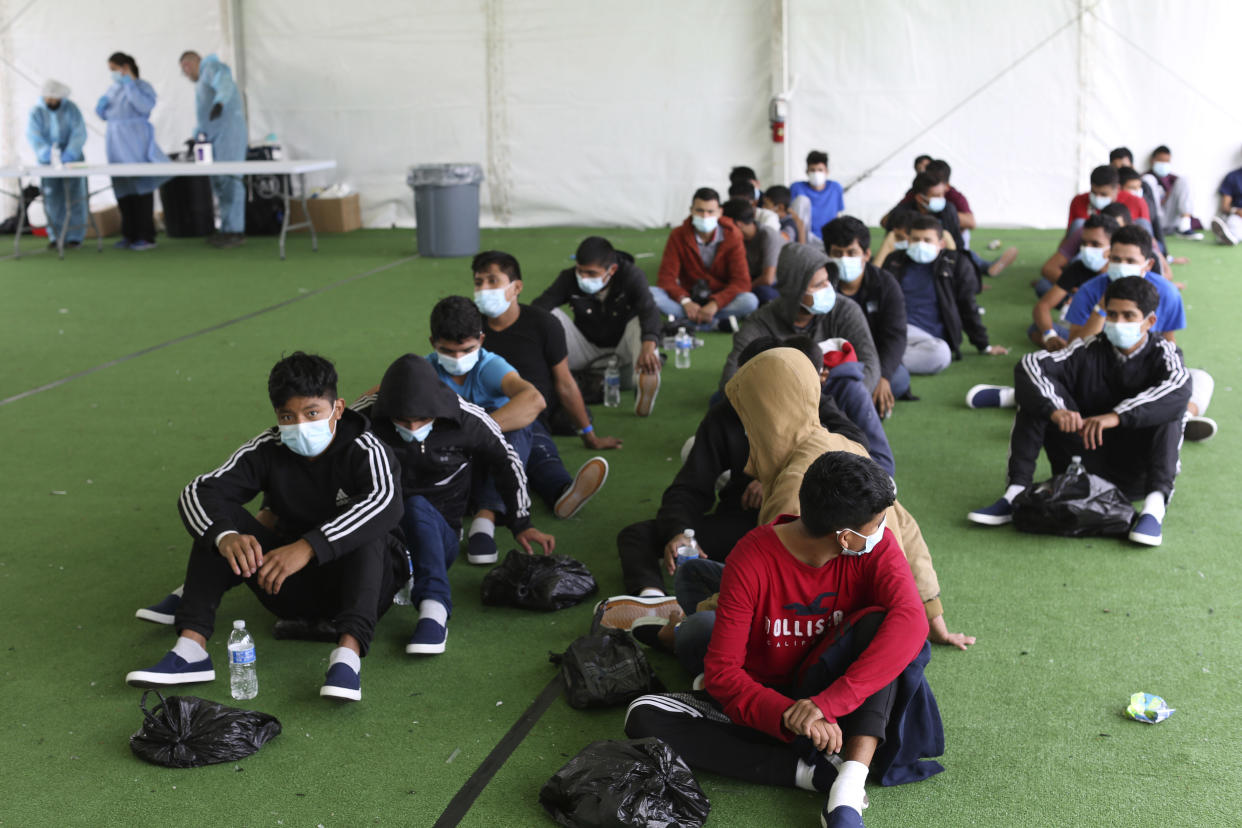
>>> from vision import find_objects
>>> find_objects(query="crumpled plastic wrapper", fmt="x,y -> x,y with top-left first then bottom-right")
1126,692 -> 1175,724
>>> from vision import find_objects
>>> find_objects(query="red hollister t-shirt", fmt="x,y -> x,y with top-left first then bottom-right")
702,516 -> 928,742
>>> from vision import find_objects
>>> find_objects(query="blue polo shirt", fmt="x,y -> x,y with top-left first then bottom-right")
790,179 -> 844,238
427,348 -> 515,411
1063,271 -> 1186,334
1219,168 -> 1242,203
897,260 -> 945,340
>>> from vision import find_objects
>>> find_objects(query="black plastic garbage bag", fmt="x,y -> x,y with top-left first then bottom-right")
480,549 -> 597,611
550,630 -> 663,709
129,690 -> 281,768
1012,466 -> 1136,537
540,738 -> 710,828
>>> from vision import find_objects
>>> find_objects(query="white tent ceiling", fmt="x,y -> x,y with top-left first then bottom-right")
2,0 -> 1239,230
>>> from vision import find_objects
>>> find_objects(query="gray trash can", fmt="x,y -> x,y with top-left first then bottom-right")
406,163 -> 484,257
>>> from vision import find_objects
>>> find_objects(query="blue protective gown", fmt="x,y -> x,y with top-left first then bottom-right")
194,54 -> 248,233
26,99 -> 88,242
95,76 -> 169,197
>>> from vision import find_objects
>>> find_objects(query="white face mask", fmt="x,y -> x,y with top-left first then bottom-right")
438,347 -> 480,376
830,256 -> 864,283
279,415 -> 336,457
837,515 -> 886,556
808,170 -> 828,188
801,284 -> 836,315
394,421 -> 433,443
1152,161 -> 1171,178
1107,262 -> 1144,281
473,287 -> 511,319
1089,192 -> 1112,210
692,214 -> 719,235
1077,245 -> 1108,272
925,196 -> 946,213
893,239 -> 909,250
575,269 -> 608,295
908,241 -> 939,264
1104,320 -> 1145,350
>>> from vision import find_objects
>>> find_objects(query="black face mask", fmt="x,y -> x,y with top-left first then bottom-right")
47,101 -> 61,110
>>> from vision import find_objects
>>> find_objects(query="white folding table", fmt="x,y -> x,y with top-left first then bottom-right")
2,159 -> 336,260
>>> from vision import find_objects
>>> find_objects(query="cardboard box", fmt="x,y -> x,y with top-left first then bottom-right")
83,205 -> 122,238
289,193 -> 361,233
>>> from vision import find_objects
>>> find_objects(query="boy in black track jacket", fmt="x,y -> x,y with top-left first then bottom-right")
353,353 -> 555,655
126,352 -> 406,702
968,277 -> 1190,547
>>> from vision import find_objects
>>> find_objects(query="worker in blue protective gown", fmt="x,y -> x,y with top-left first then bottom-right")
95,51 -> 168,251
27,79 -> 88,248
179,50 -> 249,248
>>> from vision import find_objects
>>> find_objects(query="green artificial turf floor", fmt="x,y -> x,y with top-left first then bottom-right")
0,227 -> 1238,827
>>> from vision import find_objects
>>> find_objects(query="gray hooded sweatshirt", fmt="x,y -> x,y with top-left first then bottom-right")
719,242 -> 881,391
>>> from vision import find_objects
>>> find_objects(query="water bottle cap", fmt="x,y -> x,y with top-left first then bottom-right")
684,529 -> 695,538
233,620 -> 245,630
1071,455 -> 1082,463
677,327 -> 687,334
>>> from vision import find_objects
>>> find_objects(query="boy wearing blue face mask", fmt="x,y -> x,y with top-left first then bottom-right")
882,215 -> 1007,380
125,352 -> 406,702
969,277 -> 1191,546
1026,214 -> 1117,351
534,236 -> 664,418
428,297 -> 608,565
352,354 -> 555,655
825,216 -> 909,418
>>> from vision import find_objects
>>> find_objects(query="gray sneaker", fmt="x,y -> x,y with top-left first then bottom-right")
210,233 -> 246,249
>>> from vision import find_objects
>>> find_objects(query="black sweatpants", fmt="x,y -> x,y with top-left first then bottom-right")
1006,407 -> 1184,499
174,504 -> 406,656
624,612 -> 898,788
117,192 -> 156,243
616,508 -> 758,595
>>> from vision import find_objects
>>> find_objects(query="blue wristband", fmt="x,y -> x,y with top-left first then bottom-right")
579,424 -> 594,436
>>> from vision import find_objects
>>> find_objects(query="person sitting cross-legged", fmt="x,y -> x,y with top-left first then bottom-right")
625,450 -> 944,828
651,187 -> 759,331
125,352 -> 406,702
968,277 -> 1191,546
722,198 -> 787,305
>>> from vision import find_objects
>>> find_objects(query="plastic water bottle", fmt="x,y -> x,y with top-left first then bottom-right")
675,529 -> 702,567
603,357 -> 621,407
674,327 -> 692,369
227,620 -> 258,700
1066,455 -> 1086,477
393,552 -> 414,606
265,132 -> 283,161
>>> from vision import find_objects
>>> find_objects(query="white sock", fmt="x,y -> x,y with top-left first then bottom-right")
794,758 -> 817,791
469,517 -> 495,537
172,636 -> 208,663
329,646 -> 361,673
639,588 -> 665,598
419,599 -> 449,626
826,759 -> 868,813
999,387 -> 1016,408
1142,492 -> 1166,522
171,584 -> 184,597
1003,484 -> 1027,504
1188,368 -> 1214,416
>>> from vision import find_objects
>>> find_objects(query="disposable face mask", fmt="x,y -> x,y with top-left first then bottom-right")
838,516 -> 886,557
808,171 -> 828,188
691,215 -> 718,235
831,256 -> 864,283
473,288 -> 510,319
1152,161 -> 1171,178
1077,245 -> 1108,271
575,271 -> 607,295
110,70 -> 123,83
908,241 -> 939,264
438,348 -> 480,376
395,421 -> 434,443
1107,262 -> 1144,281
1089,193 -> 1112,210
279,416 -> 335,458
925,196 -> 946,213
753,186 -> 762,201
802,285 -> 836,315
1104,320 -> 1145,350
893,239 -> 909,250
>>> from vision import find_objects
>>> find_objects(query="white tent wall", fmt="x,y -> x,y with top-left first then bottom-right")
0,0 -> 230,209
3,0 -> 1239,231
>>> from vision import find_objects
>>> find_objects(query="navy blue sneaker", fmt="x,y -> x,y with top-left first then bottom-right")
466,532 -> 498,565
821,804 -> 865,828
965,384 -> 1012,409
126,651 -> 215,687
968,497 -> 1014,526
405,618 -> 447,654
1129,513 -> 1162,547
135,590 -> 181,625
320,661 -> 361,702
112,239 -> 131,250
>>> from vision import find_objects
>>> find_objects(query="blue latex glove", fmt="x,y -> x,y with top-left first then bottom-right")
97,94 -> 110,111
62,150 -> 82,163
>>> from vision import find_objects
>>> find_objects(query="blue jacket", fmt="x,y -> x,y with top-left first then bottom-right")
95,77 -> 168,196
195,54 -> 248,161
27,99 -> 87,164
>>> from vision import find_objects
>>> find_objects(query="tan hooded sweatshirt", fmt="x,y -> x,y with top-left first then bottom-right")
725,348 -> 943,620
